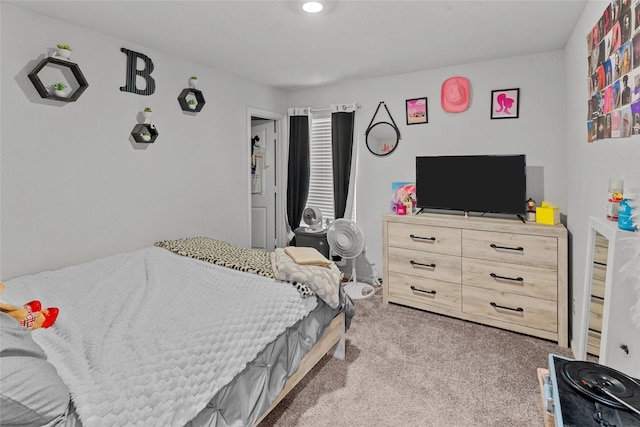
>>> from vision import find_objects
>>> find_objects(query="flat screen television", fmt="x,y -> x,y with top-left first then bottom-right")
415,154 -> 527,217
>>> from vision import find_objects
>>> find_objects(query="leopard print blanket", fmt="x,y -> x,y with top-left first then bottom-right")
155,237 -> 314,297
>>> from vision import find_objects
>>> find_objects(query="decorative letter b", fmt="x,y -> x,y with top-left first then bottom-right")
120,48 -> 156,95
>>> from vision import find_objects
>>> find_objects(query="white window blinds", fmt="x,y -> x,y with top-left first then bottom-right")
304,110 -> 335,225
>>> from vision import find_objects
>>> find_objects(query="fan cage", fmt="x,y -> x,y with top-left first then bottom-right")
327,219 -> 364,259
303,207 -> 323,229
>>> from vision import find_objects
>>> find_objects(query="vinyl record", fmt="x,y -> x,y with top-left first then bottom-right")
562,361 -> 640,410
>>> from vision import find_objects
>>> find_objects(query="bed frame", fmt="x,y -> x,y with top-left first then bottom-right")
254,311 -> 346,425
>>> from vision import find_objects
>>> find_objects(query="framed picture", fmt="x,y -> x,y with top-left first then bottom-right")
406,97 -> 428,125
491,88 -> 520,119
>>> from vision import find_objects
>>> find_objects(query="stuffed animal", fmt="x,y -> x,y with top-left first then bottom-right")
0,281 -> 58,330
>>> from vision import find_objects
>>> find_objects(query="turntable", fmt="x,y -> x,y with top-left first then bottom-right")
544,354 -> 640,426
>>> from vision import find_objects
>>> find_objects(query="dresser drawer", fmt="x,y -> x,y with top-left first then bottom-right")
387,222 -> 461,256
462,258 -> 557,301
388,271 -> 462,312
594,233 -> 609,264
462,230 -> 558,269
462,286 -> 557,333
589,297 -> 604,332
591,263 -> 606,298
388,247 -> 461,284
594,244 -> 609,265
587,330 -> 601,356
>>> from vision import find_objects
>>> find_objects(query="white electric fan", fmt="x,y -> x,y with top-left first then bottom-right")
302,207 -> 324,232
327,219 -> 375,300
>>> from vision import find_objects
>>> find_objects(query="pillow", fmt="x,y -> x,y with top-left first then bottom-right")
0,312 -> 70,425
271,248 -> 342,308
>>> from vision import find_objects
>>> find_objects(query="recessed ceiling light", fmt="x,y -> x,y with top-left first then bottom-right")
302,1 -> 324,13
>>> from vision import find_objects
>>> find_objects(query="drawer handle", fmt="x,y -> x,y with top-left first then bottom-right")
410,285 -> 436,295
490,273 -> 524,282
410,260 -> 436,269
409,234 -> 436,242
490,243 -> 524,252
490,302 -> 524,312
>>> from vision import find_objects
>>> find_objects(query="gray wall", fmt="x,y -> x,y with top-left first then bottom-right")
285,50 -> 567,291
564,1 -> 640,348
0,4 -> 286,278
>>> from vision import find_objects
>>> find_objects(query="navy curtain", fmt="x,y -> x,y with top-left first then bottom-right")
331,111 -> 355,219
286,115 -> 310,244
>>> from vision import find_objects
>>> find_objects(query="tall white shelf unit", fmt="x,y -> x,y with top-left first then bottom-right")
578,216 -> 640,378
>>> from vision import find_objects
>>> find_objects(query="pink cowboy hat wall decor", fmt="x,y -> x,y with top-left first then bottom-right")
491,88 -> 520,119
441,77 -> 470,113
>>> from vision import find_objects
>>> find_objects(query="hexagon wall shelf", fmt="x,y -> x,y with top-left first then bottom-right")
177,88 -> 206,113
131,123 -> 159,143
28,57 -> 89,102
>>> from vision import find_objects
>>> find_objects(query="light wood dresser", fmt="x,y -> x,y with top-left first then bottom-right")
382,213 -> 568,347
587,232 -> 608,356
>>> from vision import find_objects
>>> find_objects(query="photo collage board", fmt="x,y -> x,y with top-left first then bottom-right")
587,0 -> 640,141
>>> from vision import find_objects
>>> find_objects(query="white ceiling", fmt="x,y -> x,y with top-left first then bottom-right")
8,0 -> 588,91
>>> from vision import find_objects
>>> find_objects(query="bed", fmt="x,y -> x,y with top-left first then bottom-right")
0,237 -> 355,427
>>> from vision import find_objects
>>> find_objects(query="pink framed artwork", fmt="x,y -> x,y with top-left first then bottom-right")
405,97 -> 428,125
491,88 -> 520,119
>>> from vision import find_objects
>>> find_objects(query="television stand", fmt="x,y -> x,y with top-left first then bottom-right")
517,214 -> 526,224
382,212 -> 568,346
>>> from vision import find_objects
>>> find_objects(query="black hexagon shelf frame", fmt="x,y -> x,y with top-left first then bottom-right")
28,57 -> 89,102
131,123 -> 159,143
177,88 -> 206,112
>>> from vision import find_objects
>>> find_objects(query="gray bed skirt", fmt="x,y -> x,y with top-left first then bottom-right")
59,288 -> 354,427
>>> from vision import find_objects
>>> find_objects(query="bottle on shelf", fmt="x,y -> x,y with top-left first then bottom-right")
606,178 -> 624,221
618,197 -> 638,231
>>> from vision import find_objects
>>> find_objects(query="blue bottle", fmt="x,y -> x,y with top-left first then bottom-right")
618,198 -> 637,231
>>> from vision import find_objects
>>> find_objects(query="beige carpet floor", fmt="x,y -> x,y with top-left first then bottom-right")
260,288 -> 574,426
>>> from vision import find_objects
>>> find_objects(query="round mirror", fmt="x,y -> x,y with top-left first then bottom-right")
366,122 -> 400,156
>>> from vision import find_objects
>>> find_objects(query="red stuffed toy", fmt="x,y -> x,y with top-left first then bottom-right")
0,281 -> 59,330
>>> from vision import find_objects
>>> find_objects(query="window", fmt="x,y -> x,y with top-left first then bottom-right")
304,110 -> 334,226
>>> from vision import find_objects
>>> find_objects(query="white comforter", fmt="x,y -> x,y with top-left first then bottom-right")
4,247 -> 316,426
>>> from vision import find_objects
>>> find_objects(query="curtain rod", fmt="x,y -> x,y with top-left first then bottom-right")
311,104 -> 361,113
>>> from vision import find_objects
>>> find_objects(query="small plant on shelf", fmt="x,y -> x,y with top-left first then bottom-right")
189,76 -> 198,87
187,99 -> 197,109
141,131 -> 152,142
52,82 -> 67,97
56,44 -> 72,59
142,107 -> 153,123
